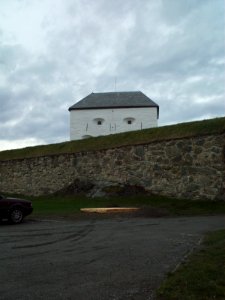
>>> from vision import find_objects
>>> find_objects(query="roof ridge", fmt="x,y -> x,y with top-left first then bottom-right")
92,91 -> 141,94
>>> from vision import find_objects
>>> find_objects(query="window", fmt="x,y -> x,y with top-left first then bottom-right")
93,118 -> 104,125
124,117 -> 135,125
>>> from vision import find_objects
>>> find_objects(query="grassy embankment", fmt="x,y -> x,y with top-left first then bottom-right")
0,117 -> 224,161
1,116 -> 224,217
156,229 -> 225,300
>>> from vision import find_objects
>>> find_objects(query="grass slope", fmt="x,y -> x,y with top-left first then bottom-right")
156,229 -> 225,300
0,117 -> 225,161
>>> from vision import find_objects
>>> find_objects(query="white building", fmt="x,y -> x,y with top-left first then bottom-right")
68,91 -> 159,140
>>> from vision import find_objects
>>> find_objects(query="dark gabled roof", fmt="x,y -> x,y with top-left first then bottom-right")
68,91 -> 159,112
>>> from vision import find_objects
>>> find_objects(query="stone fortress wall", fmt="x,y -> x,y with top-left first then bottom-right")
0,133 -> 224,200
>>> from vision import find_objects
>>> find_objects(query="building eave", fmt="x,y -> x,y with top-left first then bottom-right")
68,105 -> 159,119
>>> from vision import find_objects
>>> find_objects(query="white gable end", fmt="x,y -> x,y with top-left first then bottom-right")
70,106 -> 158,140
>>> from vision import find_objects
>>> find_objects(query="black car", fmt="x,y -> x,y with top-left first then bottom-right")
0,195 -> 33,224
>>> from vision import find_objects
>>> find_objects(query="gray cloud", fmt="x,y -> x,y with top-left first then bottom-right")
0,45 -> 72,143
0,0 -> 224,150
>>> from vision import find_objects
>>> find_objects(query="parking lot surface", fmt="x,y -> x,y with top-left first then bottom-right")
0,215 -> 224,300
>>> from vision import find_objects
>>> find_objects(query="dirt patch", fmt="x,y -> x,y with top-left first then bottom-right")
133,206 -> 170,218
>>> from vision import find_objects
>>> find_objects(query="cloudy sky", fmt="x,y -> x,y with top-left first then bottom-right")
0,0 -> 224,151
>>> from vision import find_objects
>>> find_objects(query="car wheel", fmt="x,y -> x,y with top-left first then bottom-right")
9,208 -> 24,224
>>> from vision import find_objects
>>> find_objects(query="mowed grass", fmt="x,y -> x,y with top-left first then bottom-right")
0,117 -> 225,161
23,194 -> 225,218
156,229 -> 225,300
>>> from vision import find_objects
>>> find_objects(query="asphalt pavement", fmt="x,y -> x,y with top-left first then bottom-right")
0,215 -> 224,300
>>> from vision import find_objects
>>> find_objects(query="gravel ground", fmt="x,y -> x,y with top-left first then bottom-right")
0,215 -> 224,300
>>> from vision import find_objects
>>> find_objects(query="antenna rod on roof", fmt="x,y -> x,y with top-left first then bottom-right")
114,77 -> 117,92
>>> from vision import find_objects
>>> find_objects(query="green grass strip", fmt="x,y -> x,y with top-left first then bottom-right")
22,194 -> 225,217
156,229 -> 225,300
0,117 -> 224,161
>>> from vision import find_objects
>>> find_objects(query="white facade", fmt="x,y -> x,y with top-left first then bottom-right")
70,107 -> 158,140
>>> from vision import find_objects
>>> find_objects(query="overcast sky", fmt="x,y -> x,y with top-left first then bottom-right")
0,0 -> 224,151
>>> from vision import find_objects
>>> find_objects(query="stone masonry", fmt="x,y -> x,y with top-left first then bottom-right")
0,133 -> 225,200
